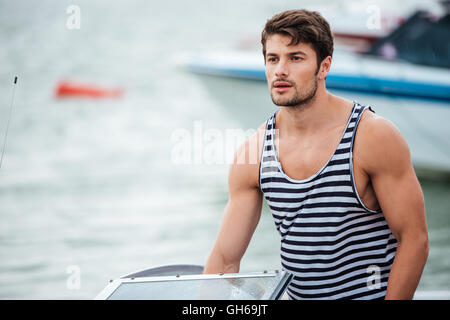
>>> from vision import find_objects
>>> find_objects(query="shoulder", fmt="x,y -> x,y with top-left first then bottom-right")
354,107 -> 412,177
233,121 -> 267,164
229,121 -> 267,191
356,108 -> 405,143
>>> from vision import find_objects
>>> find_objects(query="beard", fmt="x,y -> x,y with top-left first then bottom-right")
270,76 -> 318,108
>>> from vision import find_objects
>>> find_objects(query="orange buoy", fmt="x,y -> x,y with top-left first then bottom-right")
55,81 -> 123,98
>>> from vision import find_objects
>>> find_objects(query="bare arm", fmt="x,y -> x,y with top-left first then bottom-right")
356,113 -> 429,299
204,132 -> 264,274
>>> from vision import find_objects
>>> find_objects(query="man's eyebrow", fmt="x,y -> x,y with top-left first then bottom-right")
289,51 -> 307,56
265,51 -> 307,57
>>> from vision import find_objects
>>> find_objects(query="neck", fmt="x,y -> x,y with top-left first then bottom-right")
277,85 -> 335,137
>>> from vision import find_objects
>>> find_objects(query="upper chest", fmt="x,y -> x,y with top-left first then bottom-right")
273,125 -> 347,181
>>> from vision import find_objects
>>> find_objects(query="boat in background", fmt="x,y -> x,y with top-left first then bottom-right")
183,10 -> 450,101
180,9 -> 450,178
235,0 -> 446,54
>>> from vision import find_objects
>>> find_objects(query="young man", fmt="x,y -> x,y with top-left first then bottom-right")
204,9 -> 429,300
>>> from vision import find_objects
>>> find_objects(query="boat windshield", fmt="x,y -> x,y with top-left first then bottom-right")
367,11 -> 450,68
96,270 -> 293,300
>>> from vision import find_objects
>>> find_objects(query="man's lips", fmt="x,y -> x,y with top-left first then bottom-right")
273,81 -> 293,92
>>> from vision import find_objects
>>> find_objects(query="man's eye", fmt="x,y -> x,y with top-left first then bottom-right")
292,56 -> 303,61
267,57 -> 278,62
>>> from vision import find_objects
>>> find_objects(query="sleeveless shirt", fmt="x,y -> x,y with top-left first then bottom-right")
259,102 -> 398,300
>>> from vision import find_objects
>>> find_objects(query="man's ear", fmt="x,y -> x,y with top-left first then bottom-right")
318,56 -> 332,80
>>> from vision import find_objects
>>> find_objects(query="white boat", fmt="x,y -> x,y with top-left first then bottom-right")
180,11 -> 450,177
95,264 -> 293,300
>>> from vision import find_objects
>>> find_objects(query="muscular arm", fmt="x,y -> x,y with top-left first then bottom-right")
204,131 -> 264,274
356,113 -> 429,300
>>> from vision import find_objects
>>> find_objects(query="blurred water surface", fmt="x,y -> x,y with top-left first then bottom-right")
0,0 -> 448,299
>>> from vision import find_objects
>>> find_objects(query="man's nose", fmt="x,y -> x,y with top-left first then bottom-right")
275,59 -> 289,78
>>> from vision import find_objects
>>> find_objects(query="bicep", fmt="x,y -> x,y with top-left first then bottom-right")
362,117 -> 426,240
372,162 -> 425,241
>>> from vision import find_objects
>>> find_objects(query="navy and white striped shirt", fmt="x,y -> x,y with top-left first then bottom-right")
259,102 -> 397,300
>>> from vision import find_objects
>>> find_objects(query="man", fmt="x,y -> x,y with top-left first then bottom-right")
204,9 -> 429,300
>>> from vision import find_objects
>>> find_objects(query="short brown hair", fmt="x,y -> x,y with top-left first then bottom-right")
261,9 -> 334,67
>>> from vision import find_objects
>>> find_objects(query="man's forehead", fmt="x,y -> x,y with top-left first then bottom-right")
265,34 -> 314,54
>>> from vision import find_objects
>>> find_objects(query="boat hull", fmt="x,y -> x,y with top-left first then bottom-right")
187,73 -> 450,178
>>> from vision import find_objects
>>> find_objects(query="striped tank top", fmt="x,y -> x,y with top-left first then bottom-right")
259,102 -> 398,300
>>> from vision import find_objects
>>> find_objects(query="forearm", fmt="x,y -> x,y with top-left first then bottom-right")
385,235 -> 429,300
203,190 -> 261,275
204,248 -> 240,274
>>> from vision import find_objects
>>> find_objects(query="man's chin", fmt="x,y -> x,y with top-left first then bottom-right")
271,93 -> 291,106
270,90 -> 317,107
271,96 -> 297,107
